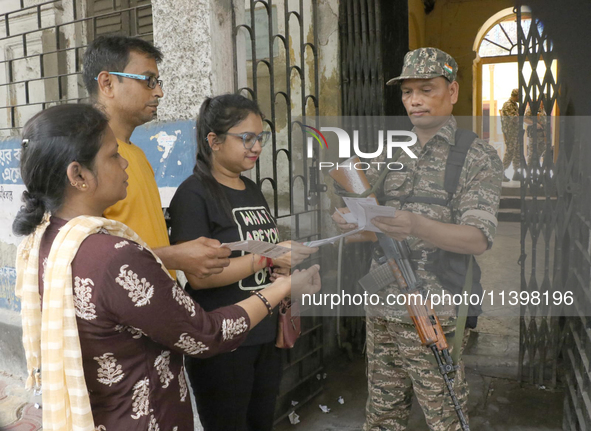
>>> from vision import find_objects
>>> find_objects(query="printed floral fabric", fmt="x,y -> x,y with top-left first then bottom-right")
37,217 -> 251,431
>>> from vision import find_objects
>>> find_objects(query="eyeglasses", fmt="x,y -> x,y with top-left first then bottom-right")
94,72 -> 163,89
225,131 -> 271,150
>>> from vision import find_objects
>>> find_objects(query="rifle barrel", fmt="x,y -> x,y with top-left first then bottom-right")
431,345 -> 470,431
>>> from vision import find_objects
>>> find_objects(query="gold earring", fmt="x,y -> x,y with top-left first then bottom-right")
70,182 -> 76,187
82,183 -> 87,188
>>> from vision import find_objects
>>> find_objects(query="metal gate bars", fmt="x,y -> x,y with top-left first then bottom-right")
517,4 -> 591,430
230,0 -> 323,422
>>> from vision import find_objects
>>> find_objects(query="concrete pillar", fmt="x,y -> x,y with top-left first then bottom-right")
151,0 -> 236,122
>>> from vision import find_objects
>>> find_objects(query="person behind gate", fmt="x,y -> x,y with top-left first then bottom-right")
500,88 -> 521,181
332,47 -> 503,431
168,94 -> 318,431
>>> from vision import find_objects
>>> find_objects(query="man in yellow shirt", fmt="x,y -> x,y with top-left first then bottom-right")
82,35 -> 230,278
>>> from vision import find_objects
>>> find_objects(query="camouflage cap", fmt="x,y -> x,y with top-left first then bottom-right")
511,88 -> 518,97
386,47 -> 458,85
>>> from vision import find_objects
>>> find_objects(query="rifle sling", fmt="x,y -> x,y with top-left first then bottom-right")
452,256 -> 473,365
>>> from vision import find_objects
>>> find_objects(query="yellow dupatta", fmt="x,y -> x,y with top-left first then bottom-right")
15,215 -> 168,431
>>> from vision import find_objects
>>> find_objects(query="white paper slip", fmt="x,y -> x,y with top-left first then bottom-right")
334,207 -> 357,224
303,227 -> 363,248
220,240 -> 291,258
359,203 -> 397,232
342,196 -> 377,213
342,196 -> 378,228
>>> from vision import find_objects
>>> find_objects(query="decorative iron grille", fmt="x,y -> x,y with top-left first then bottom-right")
231,0 -> 323,422
517,4 -> 591,430
339,0 -> 408,153
336,0 -> 409,353
0,0 -> 152,136
516,5 -> 559,388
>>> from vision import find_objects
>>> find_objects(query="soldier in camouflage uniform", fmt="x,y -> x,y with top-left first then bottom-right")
332,48 -> 503,430
501,89 -> 521,181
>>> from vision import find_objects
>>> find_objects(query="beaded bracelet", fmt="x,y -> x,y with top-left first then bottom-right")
252,291 -> 273,315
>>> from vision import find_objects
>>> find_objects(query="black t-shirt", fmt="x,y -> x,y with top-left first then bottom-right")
169,174 -> 279,346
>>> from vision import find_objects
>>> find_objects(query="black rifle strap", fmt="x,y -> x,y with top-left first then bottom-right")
444,129 -> 478,205
445,130 -> 478,341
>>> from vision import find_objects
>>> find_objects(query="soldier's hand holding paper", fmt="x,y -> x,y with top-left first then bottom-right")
372,210 -> 419,241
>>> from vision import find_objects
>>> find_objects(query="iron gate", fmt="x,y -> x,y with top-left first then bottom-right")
517,4 -> 591,430
0,0 -> 153,136
339,0 -> 408,119
230,0 -> 323,422
337,0 -> 409,351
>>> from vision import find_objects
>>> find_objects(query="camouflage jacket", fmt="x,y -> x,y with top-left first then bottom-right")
500,98 -> 520,139
364,116 -> 503,324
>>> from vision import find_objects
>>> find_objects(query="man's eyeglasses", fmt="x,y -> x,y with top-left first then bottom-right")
225,131 -> 271,150
94,72 -> 163,89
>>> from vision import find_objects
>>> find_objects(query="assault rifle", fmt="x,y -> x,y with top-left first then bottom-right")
329,157 -> 470,431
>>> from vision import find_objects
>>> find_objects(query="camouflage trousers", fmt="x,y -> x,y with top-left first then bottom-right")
363,317 -> 470,431
527,132 -> 547,166
502,135 -> 521,171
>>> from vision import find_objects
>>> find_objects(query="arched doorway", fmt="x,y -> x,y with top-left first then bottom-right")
473,8 -> 558,178
473,9 -> 525,174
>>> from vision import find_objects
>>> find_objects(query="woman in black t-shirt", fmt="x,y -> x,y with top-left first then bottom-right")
169,94 -> 317,431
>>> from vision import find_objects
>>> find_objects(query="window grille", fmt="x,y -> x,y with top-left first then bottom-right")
0,0 -> 153,136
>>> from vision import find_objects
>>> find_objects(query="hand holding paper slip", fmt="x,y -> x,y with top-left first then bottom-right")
359,204 -> 399,232
220,240 -> 291,259
303,199 -> 397,248
342,197 -> 397,233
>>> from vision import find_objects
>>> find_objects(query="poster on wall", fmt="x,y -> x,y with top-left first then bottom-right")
0,140 -> 24,311
0,141 -> 25,247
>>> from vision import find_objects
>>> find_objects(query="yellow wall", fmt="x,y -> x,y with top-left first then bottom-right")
423,0 -> 514,116
408,0 -> 426,50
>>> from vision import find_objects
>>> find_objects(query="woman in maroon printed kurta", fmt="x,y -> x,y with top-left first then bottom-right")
14,104 -> 320,431
38,218 -> 250,430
